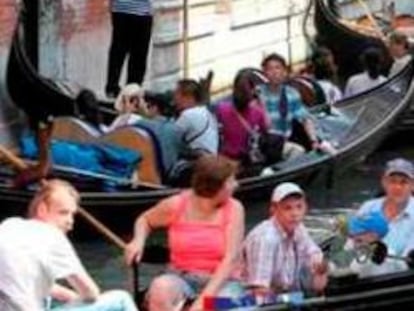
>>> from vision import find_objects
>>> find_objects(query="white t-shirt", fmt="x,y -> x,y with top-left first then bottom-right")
317,80 -> 343,104
344,72 -> 387,98
389,54 -> 412,77
0,218 -> 86,311
175,106 -> 219,154
105,113 -> 143,132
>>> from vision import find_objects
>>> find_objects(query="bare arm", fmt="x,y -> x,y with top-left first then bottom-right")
124,196 -> 176,265
200,200 -> 245,297
302,118 -> 319,147
65,272 -> 100,302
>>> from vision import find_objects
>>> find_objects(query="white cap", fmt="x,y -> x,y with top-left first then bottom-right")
114,83 -> 144,112
271,182 -> 304,203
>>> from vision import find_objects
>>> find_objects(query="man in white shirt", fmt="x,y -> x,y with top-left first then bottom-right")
174,79 -> 219,156
0,179 -> 137,311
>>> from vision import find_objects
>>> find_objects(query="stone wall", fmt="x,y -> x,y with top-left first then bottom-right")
38,0 -> 315,96
0,0 -> 23,147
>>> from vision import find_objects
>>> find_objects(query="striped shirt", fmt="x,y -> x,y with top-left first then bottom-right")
242,219 -> 321,291
257,84 -> 309,138
111,0 -> 153,16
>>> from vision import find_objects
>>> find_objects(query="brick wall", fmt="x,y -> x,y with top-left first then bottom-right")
0,0 -> 24,148
0,0 -> 18,50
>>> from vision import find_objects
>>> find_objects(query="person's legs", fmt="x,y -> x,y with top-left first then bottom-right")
106,12 -> 130,97
282,141 -> 305,160
51,290 -> 137,311
146,274 -> 194,311
127,15 -> 153,85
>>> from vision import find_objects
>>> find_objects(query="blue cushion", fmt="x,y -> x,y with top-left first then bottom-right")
20,134 -> 141,179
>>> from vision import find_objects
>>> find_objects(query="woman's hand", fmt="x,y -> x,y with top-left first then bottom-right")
124,238 -> 144,266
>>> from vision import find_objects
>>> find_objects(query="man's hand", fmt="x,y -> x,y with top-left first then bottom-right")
309,253 -> 329,293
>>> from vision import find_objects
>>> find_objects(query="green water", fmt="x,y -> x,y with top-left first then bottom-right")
74,131 -> 414,292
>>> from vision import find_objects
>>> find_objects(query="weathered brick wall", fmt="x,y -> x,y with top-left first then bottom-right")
37,0 -> 315,96
0,0 -> 24,147
0,0 -> 18,50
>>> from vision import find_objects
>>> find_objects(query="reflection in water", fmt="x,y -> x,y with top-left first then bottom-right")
75,132 -> 414,290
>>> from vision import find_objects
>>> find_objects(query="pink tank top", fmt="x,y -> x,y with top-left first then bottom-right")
168,191 -> 233,274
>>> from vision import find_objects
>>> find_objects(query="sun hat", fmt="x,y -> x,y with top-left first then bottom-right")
271,182 -> 304,203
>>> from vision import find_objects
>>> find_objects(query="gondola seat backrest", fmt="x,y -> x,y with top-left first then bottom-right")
52,117 -> 101,143
101,127 -> 162,185
52,117 -> 162,185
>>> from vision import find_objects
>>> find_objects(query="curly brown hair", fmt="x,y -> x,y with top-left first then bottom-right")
191,154 -> 237,198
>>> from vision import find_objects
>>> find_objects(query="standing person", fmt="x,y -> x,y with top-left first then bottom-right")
0,179 -> 138,311
125,155 -> 245,311
388,31 -> 412,77
243,182 -> 328,297
344,47 -> 387,98
257,53 -> 319,159
105,0 -> 153,98
356,158 -> 414,260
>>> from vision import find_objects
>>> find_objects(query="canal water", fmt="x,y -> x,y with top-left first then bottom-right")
74,130 -> 414,293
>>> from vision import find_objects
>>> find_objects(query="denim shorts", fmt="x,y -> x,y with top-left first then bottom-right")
166,269 -> 245,299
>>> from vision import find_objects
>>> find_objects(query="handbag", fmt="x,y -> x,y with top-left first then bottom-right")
233,109 -> 265,164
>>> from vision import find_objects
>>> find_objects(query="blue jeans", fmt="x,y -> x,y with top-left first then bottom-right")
51,290 -> 138,311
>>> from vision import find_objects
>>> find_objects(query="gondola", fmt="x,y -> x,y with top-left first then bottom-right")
133,219 -> 414,311
313,0 -> 393,84
1,3 -> 414,233
312,0 -> 414,130
314,0 -> 392,81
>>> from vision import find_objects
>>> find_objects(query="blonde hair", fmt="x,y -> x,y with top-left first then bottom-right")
114,83 -> 144,112
27,179 -> 80,218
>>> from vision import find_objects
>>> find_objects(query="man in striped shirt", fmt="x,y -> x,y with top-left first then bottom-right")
242,182 -> 328,298
105,0 -> 153,98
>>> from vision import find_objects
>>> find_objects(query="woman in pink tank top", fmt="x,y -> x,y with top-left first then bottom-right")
125,155 -> 245,311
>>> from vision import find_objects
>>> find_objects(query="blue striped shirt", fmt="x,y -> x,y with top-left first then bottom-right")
112,0 -> 153,16
257,84 -> 309,138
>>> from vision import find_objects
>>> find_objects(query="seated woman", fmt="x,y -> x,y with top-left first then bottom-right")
136,92 -> 183,182
105,83 -> 147,132
344,47 -> 387,98
125,155 -> 245,311
215,70 -> 271,165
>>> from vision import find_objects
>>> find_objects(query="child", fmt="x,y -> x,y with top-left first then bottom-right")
328,211 -> 403,277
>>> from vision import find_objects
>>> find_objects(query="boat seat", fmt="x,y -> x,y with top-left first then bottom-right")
52,117 -> 101,143
52,117 -> 162,185
101,127 -> 162,185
